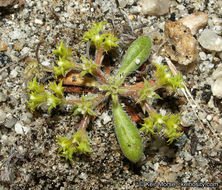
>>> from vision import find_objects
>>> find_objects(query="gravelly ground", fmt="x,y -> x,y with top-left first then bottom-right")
0,0 -> 221,189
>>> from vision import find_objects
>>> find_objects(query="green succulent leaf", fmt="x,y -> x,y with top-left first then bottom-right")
116,36 -> 152,85
112,100 -> 143,163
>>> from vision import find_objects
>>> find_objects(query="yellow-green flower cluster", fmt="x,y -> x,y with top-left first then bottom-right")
80,55 -> 100,77
52,41 -> 75,77
137,78 -> 161,103
57,130 -> 92,162
153,63 -> 184,91
72,95 -> 96,116
27,77 -> 64,113
140,112 -> 183,143
83,22 -> 119,52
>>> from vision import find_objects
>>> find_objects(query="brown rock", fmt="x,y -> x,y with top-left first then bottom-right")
179,12 -> 208,35
164,21 -> 199,65
0,40 -> 7,51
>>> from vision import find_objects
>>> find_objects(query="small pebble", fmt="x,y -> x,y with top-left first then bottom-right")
198,29 -> 222,52
10,69 -> 18,78
5,117 -> 18,128
0,40 -> 7,51
0,52 -> 11,67
41,60 -> 51,67
0,92 -> 7,102
0,109 -> 6,124
34,19 -> 44,26
140,0 -> 169,16
206,115 -> 212,121
199,52 -> 207,61
15,122 -> 30,135
101,112 -> 111,125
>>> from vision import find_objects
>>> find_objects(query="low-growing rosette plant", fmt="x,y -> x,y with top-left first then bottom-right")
26,22 -> 184,163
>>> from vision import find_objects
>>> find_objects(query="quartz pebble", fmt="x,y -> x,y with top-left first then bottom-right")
101,112 -> 111,125
198,29 -> 222,52
41,60 -> 51,67
139,0 -> 169,16
118,0 -> 135,8
179,12 -> 208,35
211,64 -> 222,98
15,122 -> 30,135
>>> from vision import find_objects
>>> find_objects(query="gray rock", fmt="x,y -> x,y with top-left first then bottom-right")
5,118 -> 18,129
0,109 -> 6,124
0,92 -> 7,102
10,29 -> 26,40
139,0 -> 169,16
198,29 -> 222,52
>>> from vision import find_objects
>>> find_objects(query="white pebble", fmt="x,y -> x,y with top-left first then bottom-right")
15,122 -> 30,135
153,163 -> 159,171
41,60 -> 51,67
198,29 -> 222,52
101,112 -> 111,125
199,52 -> 207,60
206,115 -> 212,121
35,19 -> 43,26
10,69 -> 18,78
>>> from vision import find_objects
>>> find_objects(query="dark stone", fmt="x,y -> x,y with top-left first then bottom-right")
0,52 -> 11,67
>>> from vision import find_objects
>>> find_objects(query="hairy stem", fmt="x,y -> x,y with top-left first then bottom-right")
143,100 -> 155,114
79,114 -> 90,131
95,49 -> 104,65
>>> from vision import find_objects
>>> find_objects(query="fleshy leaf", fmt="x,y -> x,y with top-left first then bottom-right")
112,100 -> 143,163
116,36 -> 152,85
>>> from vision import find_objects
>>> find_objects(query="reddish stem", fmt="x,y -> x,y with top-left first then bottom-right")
143,101 -> 154,114
79,114 -> 90,131
95,49 -> 104,65
91,48 -> 108,84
